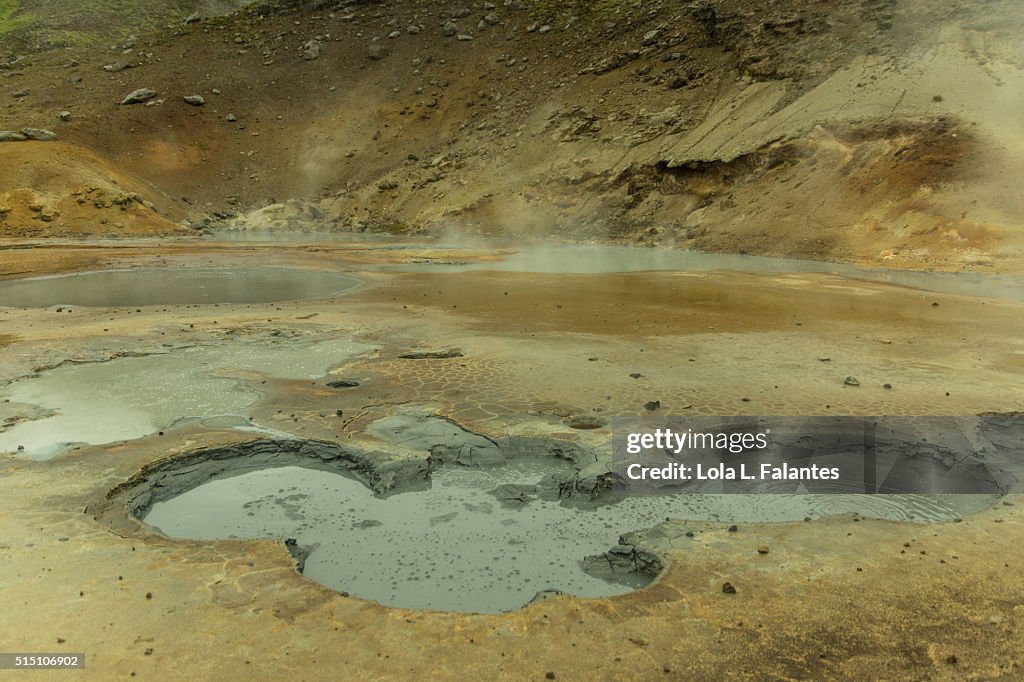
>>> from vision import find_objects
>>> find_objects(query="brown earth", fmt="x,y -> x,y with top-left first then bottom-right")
1,0 -> 1023,269
0,242 -> 1023,681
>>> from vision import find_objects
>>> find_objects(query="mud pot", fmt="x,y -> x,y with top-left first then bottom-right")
0,267 -> 360,307
119,413 -> 1003,614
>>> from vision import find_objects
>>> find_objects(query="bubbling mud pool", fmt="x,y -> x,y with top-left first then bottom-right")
141,455 -> 998,614
0,267 -> 360,307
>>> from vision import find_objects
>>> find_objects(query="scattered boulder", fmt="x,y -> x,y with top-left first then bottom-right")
367,44 -> 388,60
183,95 -> 205,106
722,582 -> 737,594
0,131 -> 28,142
443,22 -> 458,37
120,88 -> 157,105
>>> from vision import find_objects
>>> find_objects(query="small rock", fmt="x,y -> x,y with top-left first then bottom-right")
367,44 -> 388,60
883,383 -> 892,389
457,33 -> 475,41
483,13 -> 499,25
644,400 -> 661,411
538,25 -> 552,34
58,110 -> 71,121
21,128 -> 57,141
727,525 -> 738,532
722,582 -> 737,594
184,12 -> 201,24
642,29 -> 662,46
843,376 -> 860,386
120,88 -> 157,105
399,348 -> 464,359
12,88 -> 28,98
183,95 -> 205,106
301,39 -> 322,61
443,22 -> 458,37
757,546 -> 769,554
226,113 -> 238,122
0,131 -> 28,142
326,379 -> 361,388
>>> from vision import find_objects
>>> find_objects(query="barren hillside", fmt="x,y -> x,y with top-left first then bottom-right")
2,0 -> 1024,270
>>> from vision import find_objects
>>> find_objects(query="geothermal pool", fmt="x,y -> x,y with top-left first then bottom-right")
142,457 -> 997,614
0,267 -> 360,307
205,233 -> 1024,301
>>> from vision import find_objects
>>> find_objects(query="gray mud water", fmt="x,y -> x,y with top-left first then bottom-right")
144,460 -> 653,614
0,337 -> 371,459
138,430 -> 997,614
209,232 -> 1024,301
0,267 -> 360,307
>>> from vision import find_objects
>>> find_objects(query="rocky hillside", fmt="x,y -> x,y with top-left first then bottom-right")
2,0 -> 1024,270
